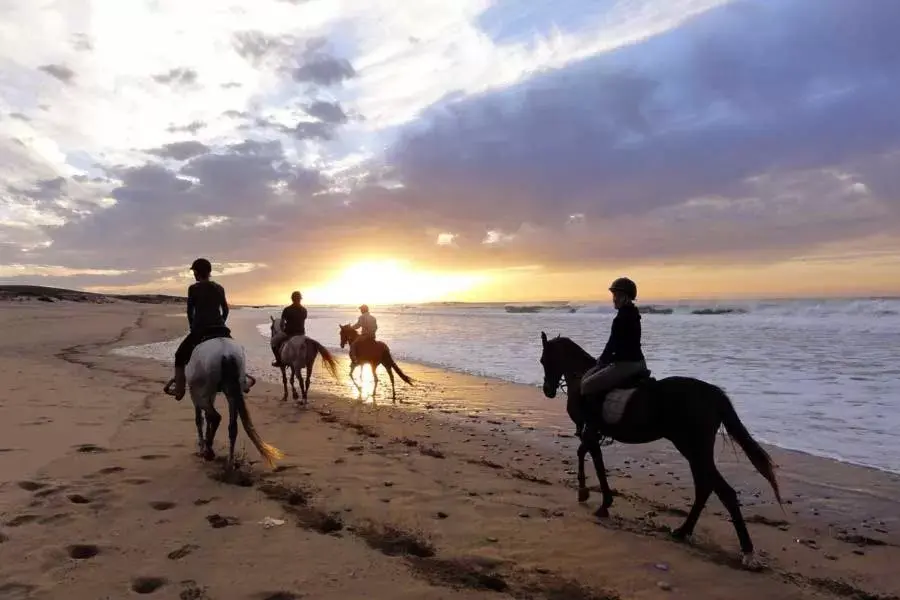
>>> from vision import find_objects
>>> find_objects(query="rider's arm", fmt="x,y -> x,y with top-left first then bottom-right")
351,316 -> 362,330
598,315 -> 618,364
280,307 -> 289,330
219,284 -> 230,322
186,284 -> 196,328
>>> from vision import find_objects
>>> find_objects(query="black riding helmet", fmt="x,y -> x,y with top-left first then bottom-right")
609,277 -> 637,301
190,258 -> 212,276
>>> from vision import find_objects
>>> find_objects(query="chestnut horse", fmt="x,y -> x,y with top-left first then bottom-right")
338,324 -> 413,402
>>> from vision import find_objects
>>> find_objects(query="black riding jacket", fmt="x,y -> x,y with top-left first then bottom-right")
598,302 -> 645,364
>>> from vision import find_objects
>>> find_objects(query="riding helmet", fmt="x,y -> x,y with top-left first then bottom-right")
190,258 -> 212,275
609,277 -> 637,301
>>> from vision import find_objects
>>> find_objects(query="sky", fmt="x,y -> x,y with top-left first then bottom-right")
1,0 -> 900,304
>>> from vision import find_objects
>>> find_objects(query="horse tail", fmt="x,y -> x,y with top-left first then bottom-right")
715,385 -> 783,507
313,340 -> 339,380
384,349 -> 413,385
221,354 -> 284,468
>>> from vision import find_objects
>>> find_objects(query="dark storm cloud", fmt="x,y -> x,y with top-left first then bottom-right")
304,100 -> 347,124
381,0 -> 900,265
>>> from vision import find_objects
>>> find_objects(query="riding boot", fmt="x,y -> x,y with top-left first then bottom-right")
271,345 -> 282,367
173,366 -> 186,401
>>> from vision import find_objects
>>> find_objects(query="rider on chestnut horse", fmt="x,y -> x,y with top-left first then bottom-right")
349,304 -> 377,359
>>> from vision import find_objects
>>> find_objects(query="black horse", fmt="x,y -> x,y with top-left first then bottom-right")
539,332 -> 782,568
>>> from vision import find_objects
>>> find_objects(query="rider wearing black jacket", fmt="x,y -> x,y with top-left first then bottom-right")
171,258 -> 231,400
580,277 -> 647,398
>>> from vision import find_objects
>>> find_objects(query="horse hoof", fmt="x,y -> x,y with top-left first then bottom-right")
577,489 -> 590,503
202,448 -> 216,461
741,551 -> 764,571
670,527 -> 690,542
594,506 -> 609,519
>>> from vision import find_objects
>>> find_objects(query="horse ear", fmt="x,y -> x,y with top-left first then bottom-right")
540,331 -> 548,345
270,315 -> 275,322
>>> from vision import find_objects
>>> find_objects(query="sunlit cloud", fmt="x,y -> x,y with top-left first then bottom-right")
1,0 -> 899,301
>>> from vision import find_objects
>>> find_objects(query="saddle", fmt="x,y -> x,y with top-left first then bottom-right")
599,368 -> 655,425
197,325 -> 232,345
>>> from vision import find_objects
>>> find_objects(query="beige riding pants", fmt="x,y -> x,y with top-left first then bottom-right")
580,360 -> 647,397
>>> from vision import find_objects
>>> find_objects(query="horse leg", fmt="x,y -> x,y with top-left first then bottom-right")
670,437 -> 716,541
712,470 -> 758,567
576,442 -> 590,503
303,360 -> 313,402
671,457 -> 715,541
385,361 -> 396,403
289,366 -> 299,401
203,404 -> 221,462
350,364 -> 362,398
227,395 -> 239,469
194,407 -> 205,456
371,364 -> 380,400
585,434 -> 615,517
279,365 -> 289,402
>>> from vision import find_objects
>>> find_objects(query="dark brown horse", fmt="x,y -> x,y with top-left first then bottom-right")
338,324 -> 413,402
539,331 -> 782,569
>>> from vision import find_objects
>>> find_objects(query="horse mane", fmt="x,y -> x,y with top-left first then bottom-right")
552,335 -> 595,364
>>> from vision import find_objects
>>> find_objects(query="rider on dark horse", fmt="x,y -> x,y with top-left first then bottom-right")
580,277 -> 647,404
271,291 -> 308,367
172,258 -> 231,400
349,304 -> 377,358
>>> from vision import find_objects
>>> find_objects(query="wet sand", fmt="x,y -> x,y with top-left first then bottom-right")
1,301 -> 899,599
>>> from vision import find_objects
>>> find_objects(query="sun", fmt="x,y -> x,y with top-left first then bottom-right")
303,259 -> 486,305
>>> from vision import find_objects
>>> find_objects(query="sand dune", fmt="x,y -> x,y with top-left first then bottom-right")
0,302 -> 898,599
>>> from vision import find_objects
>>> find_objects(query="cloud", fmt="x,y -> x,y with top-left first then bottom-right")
147,141 -> 212,161
292,53 -> 356,86
152,67 -> 199,86
38,64 -> 74,83
2,0 -> 900,299
305,100 -> 348,124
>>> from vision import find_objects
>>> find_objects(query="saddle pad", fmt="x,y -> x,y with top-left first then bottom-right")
602,388 -> 637,425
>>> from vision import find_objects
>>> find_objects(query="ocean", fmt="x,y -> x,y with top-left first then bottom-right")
117,298 -> 900,474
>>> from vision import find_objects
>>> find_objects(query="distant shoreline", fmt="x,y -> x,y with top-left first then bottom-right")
2,283 -> 897,308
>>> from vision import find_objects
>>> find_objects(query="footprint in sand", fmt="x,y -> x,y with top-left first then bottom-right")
131,577 -> 167,594
97,466 -> 125,475
67,544 -> 100,560
167,544 -> 199,560
259,593 -> 301,600
75,444 -> 108,454
125,477 -> 152,485
67,494 -> 92,505
206,514 -> 239,528
0,582 -> 35,600
149,501 -> 176,511
5,514 -> 39,527
17,481 -> 49,492
139,454 -> 168,461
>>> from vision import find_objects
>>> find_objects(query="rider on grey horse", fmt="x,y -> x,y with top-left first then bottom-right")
580,277 -> 647,403
172,258 -> 231,400
271,291 -> 308,367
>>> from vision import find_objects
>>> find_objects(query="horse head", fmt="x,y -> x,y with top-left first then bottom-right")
338,323 -> 356,348
270,314 -> 280,336
540,331 -> 563,398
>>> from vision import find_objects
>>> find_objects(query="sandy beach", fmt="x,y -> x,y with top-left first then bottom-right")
1,301 -> 899,600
